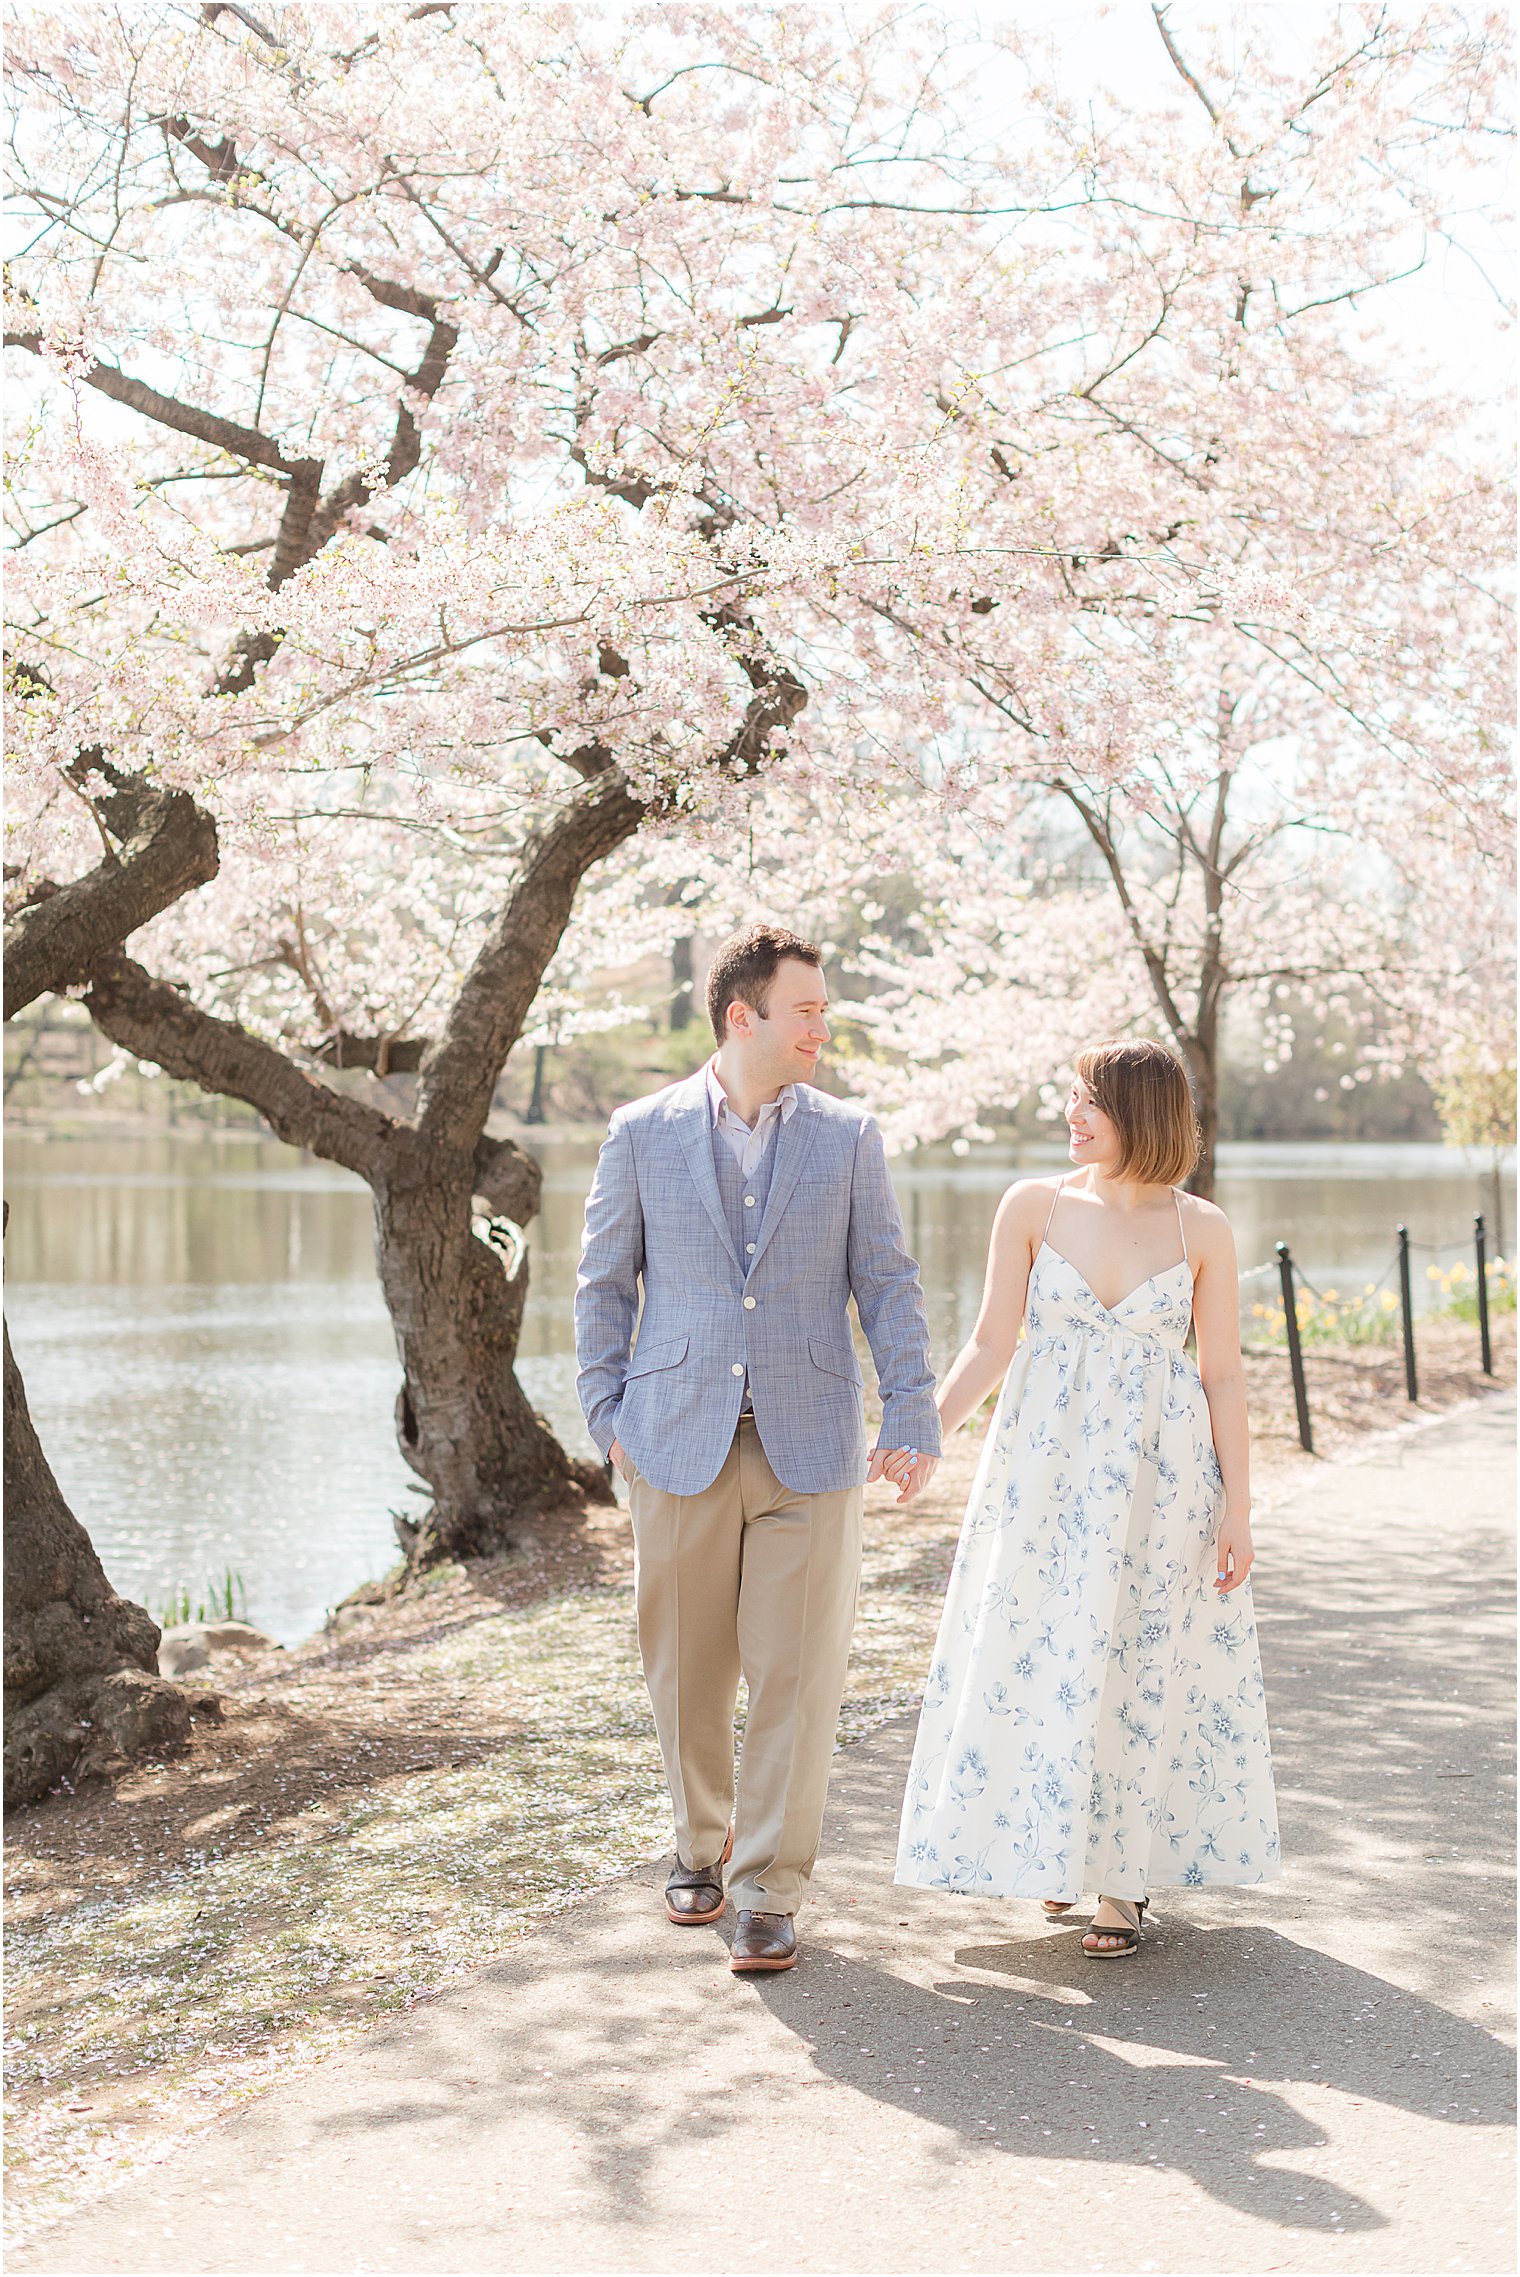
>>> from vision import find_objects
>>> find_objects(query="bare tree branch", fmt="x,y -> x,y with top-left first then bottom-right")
84,952 -> 395,1178
4,329 -> 315,481
4,762 -> 219,1018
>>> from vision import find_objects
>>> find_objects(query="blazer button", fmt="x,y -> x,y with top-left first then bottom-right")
744,1195 -> 756,1207
743,1296 -> 757,1310
731,1363 -> 744,1376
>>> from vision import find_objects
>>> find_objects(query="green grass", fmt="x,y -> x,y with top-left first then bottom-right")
155,1567 -> 247,1629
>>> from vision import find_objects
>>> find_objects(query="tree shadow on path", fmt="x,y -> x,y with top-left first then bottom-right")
747,1917 -> 1513,2241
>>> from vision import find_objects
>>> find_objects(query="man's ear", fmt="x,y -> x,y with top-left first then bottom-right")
726,998 -> 753,1042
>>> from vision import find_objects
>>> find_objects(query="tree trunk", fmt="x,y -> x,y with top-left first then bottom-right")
524,1043 -> 548,1124
1185,718 -> 1236,1203
1183,1029 -> 1220,1200
82,952 -> 616,1572
4,762 -> 219,1805
4,1320 -> 195,1806
670,933 -> 695,1030
377,1143 -> 605,1564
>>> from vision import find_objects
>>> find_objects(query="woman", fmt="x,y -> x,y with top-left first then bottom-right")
893,1040 -> 1279,1957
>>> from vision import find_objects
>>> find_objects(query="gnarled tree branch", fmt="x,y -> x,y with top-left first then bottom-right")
413,772 -> 647,1143
4,767 -> 219,1019
83,954 -> 395,1180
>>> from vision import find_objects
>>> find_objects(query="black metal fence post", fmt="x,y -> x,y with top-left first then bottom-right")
1475,1213 -> 1493,1377
1276,1241 -> 1313,1454
1396,1224 -> 1418,1402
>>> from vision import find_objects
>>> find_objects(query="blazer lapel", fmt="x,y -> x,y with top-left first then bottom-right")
749,1093 -> 821,1271
671,1074 -> 741,1267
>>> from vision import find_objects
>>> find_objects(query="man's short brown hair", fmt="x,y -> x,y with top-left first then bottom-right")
704,923 -> 824,1045
1075,1039 -> 1201,1188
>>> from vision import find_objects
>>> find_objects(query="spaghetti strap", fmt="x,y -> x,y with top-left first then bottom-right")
1173,1187 -> 1189,1267
1041,1175 -> 1070,1248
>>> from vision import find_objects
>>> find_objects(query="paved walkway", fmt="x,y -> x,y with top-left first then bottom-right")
15,1396 -> 1515,2275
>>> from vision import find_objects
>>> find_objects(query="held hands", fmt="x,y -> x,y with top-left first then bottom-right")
615,1438 -> 942,1502
1214,1510 -> 1255,1593
868,1446 -> 939,1504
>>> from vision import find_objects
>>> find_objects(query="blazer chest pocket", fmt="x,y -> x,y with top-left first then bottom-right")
627,1335 -> 689,1380
808,1335 -> 862,1386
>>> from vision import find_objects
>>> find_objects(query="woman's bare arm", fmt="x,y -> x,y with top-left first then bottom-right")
1190,1199 -> 1254,1592
935,1181 -> 1047,1439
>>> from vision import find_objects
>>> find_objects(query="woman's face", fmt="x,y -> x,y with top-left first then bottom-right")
1065,1075 -> 1122,1172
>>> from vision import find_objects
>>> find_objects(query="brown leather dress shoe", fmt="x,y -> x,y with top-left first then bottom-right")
664,1827 -> 734,1925
730,1909 -> 797,1973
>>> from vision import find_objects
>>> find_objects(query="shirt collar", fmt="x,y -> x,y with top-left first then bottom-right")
706,1056 -> 798,1130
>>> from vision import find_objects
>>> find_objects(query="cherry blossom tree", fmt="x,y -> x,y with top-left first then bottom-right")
5,1 -> 1510,1609
544,5 -> 1515,1188
1,2 -> 1049,1567
786,6 -> 1514,1188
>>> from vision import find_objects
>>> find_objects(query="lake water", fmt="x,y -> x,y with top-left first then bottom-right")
5,1131 -> 1510,1645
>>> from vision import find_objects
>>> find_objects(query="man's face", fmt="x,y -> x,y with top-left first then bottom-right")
730,956 -> 831,1083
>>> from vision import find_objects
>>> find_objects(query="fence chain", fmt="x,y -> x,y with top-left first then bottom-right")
1292,1253 -> 1401,1308
1235,1222 -> 1501,1453
1240,1252 -> 1402,1310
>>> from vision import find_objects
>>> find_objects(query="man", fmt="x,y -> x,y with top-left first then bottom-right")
575,922 -> 939,1976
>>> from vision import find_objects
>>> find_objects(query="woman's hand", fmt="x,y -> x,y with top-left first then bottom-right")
1214,1510 -> 1255,1593
869,1447 -> 939,1502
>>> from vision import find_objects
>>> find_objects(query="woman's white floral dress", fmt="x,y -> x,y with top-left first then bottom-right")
896,1203 -> 1280,1902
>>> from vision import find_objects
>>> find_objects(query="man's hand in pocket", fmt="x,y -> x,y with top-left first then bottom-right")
609,1438 -> 635,1485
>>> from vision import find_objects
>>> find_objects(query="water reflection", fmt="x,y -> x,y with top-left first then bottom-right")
4,1132 -> 1509,1645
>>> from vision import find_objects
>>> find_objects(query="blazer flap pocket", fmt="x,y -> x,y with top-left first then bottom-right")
627,1334 -> 689,1380
808,1334 -> 862,1384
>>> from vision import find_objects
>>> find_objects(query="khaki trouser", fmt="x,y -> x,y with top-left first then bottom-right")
627,1418 -> 864,1917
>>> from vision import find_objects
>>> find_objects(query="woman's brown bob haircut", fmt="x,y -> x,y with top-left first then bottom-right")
1075,1039 -> 1201,1188
705,923 -> 824,1045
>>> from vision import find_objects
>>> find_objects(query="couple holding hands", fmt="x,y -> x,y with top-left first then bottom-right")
575,925 -> 1279,1976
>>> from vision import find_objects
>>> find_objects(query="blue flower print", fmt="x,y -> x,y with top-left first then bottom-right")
894,1224 -> 1279,1902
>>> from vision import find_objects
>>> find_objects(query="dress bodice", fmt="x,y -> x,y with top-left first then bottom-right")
1026,1245 -> 1195,1361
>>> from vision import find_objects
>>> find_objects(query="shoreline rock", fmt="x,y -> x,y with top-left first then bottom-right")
156,1620 -> 281,1678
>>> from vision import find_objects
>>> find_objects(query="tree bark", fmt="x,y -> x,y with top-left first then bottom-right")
375,1142 -> 604,1564
670,932 -> 695,1030
524,1043 -> 549,1123
1183,717 -> 1235,1201
4,763 -> 219,1019
1181,1029 -> 1220,1200
4,1318 -> 195,1806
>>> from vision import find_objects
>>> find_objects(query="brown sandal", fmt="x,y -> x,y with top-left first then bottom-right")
1081,1897 -> 1146,1959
